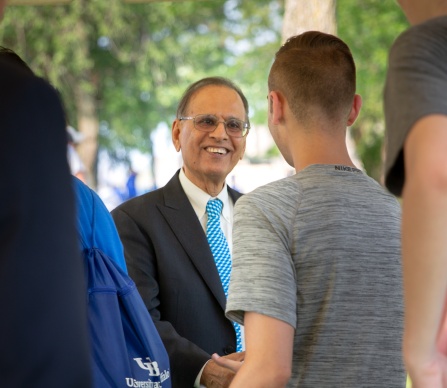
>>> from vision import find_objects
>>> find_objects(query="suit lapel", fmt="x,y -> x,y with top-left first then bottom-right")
157,172 -> 227,310
228,186 -> 242,203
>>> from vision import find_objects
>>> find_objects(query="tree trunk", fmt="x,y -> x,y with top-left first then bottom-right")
282,0 -> 336,39
71,7 -> 100,188
75,83 -> 99,188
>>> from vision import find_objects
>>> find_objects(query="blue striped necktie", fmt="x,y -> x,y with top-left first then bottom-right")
206,198 -> 242,352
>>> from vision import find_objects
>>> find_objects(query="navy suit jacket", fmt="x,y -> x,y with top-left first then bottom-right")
112,171 -> 242,387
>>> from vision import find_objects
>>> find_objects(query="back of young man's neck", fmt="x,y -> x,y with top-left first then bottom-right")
293,152 -> 356,173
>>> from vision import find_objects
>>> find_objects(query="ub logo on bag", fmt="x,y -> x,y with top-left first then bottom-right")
126,358 -> 171,387
133,358 -> 160,376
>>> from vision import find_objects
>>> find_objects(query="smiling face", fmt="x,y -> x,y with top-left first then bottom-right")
172,85 -> 247,194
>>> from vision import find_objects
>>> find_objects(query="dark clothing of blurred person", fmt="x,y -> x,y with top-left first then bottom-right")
0,54 -> 92,386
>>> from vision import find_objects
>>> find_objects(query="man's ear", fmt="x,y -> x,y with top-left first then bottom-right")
172,119 -> 181,152
347,94 -> 362,126
269,91 -> 285,125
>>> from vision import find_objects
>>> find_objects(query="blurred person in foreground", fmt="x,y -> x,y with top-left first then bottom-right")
112,77 -> 249,387
214,31 -> 406,387
0,26 -> 91,388
383,1 -> 447,386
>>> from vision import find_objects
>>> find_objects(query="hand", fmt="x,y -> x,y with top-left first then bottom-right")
211,352 -> 243,373
200,351 -> 245,388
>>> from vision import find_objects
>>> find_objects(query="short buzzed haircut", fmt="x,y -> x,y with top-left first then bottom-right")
268,31 -> 356,126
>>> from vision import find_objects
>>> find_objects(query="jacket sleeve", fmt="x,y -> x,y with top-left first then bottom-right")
112,206 -> 210,387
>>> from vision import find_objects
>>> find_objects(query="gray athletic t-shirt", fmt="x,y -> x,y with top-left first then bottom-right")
226,164 -> 405,387
384,15 -> 447,196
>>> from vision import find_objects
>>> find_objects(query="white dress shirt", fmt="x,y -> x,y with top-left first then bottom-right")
178,168 -> 243,387
179,168 -> 234,252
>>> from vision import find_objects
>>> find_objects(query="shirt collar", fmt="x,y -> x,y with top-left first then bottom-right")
179,168 -> 231,222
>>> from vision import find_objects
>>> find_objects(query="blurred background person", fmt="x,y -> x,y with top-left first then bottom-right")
383,1 -> 447,386
67,125 -> 87,183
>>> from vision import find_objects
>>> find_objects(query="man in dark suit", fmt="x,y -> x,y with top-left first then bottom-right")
0,42 -> 92,386
112,77 -> 249,387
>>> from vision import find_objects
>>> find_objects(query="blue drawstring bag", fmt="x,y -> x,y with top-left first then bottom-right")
76,178 -> 171,388
85,247 -> 171,388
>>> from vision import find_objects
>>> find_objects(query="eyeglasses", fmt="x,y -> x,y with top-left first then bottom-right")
179,114 -> 250,138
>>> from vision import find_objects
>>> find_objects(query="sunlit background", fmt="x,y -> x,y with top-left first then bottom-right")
1,0 -> 408,211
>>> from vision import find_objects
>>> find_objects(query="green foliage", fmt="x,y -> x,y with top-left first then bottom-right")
0,0 -> 283,160
337,0 -> 408,180
0,0 -> 407,180
218,0 -> 283,124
